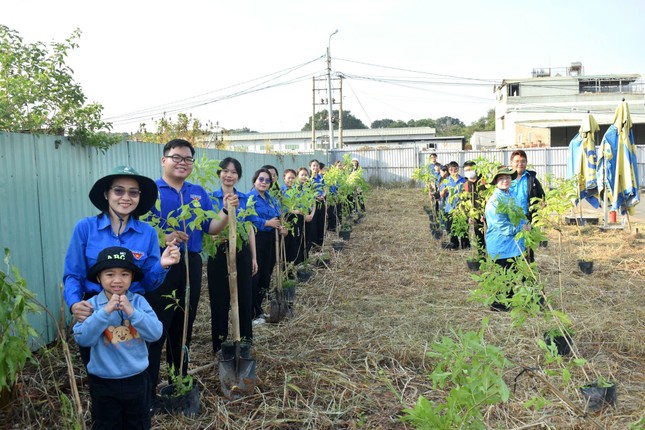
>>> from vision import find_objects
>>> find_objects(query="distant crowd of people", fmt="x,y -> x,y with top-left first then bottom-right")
428,150 -> 545,307
64,138 -> 366,428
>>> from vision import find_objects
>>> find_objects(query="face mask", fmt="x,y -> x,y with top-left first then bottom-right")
464,170 -> 477,180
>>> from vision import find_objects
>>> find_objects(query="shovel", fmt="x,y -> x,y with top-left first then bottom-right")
267,228 -> 289,323
219,201 -> 257,399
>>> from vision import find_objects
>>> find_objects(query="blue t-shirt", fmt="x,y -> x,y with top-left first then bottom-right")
149,178 -> 216,253
63,213 -> 167,309
510,171 -> 530,215
485,188 -> 526,260
247,188 -> 281,232
440,175 -> 466,213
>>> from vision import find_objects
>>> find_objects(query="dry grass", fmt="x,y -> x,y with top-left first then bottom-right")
3,188 -> 644,429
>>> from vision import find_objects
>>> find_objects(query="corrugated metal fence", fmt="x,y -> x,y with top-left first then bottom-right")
332,146 -> 645,188
3,131 -> 643,346
0,132 -> 324,346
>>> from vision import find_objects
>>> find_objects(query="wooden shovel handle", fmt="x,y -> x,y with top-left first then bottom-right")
226,202 -> 240,342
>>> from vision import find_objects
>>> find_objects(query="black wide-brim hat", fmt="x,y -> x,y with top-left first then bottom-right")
87,246 -> 144,282
89,166 -> 158,216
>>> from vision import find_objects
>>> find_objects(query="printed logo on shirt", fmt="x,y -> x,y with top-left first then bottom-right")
131,251 -> 144,260
190,194 -> 202,202
103,320 -> 140,345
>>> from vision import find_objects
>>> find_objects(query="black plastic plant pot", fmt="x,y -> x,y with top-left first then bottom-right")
283,285 -> 296,302
441,242 -> 452,250
339,230 -> 351,241
332,241 -> 345,251
431,230 -> 443,240
544,332 -> 573,355
580,382 -> 617,412
160,383 -> 200,417
466,259 -> 480,272
539,240 -> 548,248
578,260 -> 594,274
296,269 -> 312,283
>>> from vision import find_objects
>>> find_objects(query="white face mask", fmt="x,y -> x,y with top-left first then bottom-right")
464,170 -> 477,180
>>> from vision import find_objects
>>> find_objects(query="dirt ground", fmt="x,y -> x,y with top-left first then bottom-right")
4,187 -> 645,429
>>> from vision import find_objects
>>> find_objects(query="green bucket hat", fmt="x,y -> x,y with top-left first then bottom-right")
492,166 -> 518,184
88,166 -> 158,216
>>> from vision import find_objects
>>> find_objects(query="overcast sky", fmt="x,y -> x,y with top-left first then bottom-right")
4,0 -> 645,133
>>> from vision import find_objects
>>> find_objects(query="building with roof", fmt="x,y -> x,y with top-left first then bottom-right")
211,127 -> 466,153
494,63 -> 645,148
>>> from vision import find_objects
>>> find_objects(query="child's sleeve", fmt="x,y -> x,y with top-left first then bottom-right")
128,296 -> 163,342
73,307 -> 110,347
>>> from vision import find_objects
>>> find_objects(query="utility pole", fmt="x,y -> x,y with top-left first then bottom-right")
311,77 -> 316,151
327,29 -> 338,150
339,77 -> 343,148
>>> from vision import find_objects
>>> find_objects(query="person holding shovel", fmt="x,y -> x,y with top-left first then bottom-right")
145,139 -> 238,410
207,157 -> 258,356
247,168 -> 287,325
297,167 -> 316,261
64,165 -> 180,368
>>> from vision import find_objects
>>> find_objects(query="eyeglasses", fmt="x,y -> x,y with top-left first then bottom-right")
257,177 -> 272,184
110,186 -> 141,198
166,154 -> 195,165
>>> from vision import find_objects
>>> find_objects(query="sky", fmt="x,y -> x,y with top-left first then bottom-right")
4,0 -> 645,134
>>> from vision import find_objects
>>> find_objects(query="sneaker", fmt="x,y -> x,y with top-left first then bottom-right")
253,317 -> 266,325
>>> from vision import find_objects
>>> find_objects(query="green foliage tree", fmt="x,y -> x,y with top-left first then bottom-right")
301,109 -> 367,131
132,113 -> 224,148
0,25 -> 119,150
0,249 -> 40,393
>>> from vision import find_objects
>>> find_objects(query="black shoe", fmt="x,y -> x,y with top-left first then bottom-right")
490,302 -> 510,312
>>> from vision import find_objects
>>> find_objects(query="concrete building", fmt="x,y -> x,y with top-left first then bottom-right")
494,63 -> 645,148
212,127 -> 465,153
469,131 -> 496,150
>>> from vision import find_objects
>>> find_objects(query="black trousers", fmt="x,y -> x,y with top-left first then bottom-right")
327,204 -> 338,231
473,219 -> 486,258
207,244 -> 253,353
446,212 -> 470,249
285,214 -> 304,266
252,231 -> 276,319
145,251 -> 202,396
88,371 -> 150,430
312,200 -> 326,246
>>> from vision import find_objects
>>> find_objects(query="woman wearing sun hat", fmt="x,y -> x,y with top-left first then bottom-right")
485,166 -> 530,310
63,165 -> 180,365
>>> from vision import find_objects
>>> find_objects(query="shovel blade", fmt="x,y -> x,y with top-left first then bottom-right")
267,298 -> 288,323
219,357 -> 257,400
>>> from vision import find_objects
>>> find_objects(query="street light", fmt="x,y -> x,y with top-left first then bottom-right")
327,29 -> 338,150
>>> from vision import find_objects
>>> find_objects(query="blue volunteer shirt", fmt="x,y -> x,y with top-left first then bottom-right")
247,188 -> 281,232
211,187 -> 249,215
63,213 -> 167,309
485,188 -> 526,260
440,175 -> 466,213
510,171 -> 529,215
150,178 -> 215,252
312,173 -> 325,197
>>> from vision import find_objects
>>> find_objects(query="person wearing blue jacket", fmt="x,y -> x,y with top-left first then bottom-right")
247,168 -> 287,324
74,246 -> 162,429
309,159 -> 326,247
440,161 -> 468,249
485,167 -> 530,311
64,165 -> 180,367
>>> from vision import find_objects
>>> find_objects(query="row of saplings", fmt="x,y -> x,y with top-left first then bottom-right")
0,156 -> 369,426
403,157 -> 626,429
157,156 -> 369,414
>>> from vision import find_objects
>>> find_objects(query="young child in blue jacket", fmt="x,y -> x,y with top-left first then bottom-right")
73,246 -> 162,429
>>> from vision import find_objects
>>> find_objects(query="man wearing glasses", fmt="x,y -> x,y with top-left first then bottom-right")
145,138 -> 238,412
